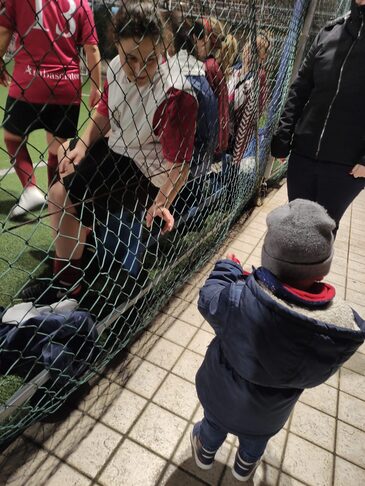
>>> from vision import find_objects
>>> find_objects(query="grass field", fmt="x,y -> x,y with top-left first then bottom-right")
0,72 -> 93,307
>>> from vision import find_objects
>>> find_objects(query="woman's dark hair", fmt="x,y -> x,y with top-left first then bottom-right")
112,1 -> 164,43
164,10 -> 205,54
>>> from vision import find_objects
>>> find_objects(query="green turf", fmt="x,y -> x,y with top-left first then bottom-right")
0,375 -> 24,405
0,169 -> 53,306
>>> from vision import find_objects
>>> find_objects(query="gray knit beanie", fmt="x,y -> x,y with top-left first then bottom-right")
261,199 -> 336,281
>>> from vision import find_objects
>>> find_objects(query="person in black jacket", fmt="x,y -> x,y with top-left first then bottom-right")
191,199 -> 365,482
271,0 -> 365,231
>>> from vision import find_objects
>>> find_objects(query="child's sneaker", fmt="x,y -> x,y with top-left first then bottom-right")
232,450 -> 261,482
190,422 -> 217,470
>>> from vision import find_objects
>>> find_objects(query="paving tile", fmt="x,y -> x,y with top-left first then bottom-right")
349,243 -> 365,257
326,370 -> 340,389
346,288 -> 365,307
101,352 -> 142,385
340,368 -> 365,401
348,301 -> 365,320
26,410 -> 98,456
350,226 -> 365,238
162,318 -> 198,347
327,271 -> 346,287
201,320 -> 215,334
278,473 -> 307,485
235,232 -> 262,246
349,237 -> 365,251
126,360 -> 167,399
248,220 -> 267,232
357,341 -> 365,355
0,438 -> 90,486
338,392 -> 365,430
129,330 -> 160,359
172,349 -> 203,383
332,255 -> 347,269
66,421 -> 122,477
282,434 -> 333,486
78,377 -> 124,417
245,255 -> 262,268
100,388 -> 147,434
43,463 -> 92,486
99,439 -> 166,486
163,296 -> 189,319
188,329 -> 214,356
347,252 -> 365,266
175,283 -> 200,303
334,456 -> 365,486
188,271 -> 208,288
145,337 -> 184,370
238,230 -> 265,245
348,258 -> 365,274
336,421 -> 365,468
343,351 -> 365,376
299,383 -> 338,417
172,427 -> 231,485
263,428 -> 287,468
129,403 -> 187,458
179,305 -> 205,328
159,465 -> 206,485
290,402 -> 336,451
153,374 -> 199,420
346,277 -> 365,294
192,403 -> 205,423
334,284 -> 345,299
251,245 -> 263,258
229,239 -> 256,254
148,312 -> 176,336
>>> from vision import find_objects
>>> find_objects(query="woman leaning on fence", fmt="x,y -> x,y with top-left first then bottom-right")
21,0 -> 198,305
271,0 -> 365,232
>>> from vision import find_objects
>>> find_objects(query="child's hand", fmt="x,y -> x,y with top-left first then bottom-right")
226,253 -> 241,264
146,203 -> 174,234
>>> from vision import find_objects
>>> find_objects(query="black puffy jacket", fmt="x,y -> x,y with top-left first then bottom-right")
271,1 -> 365,167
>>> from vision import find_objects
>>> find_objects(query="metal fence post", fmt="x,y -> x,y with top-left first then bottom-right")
291,0 -> 319,81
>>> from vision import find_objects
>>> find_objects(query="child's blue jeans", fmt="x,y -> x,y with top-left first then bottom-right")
198,413 -> 270,463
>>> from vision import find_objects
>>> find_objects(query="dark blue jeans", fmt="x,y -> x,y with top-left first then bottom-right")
198,413 -> 270,463
287,153 -> 365,230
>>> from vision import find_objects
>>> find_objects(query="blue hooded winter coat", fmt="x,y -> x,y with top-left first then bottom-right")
196,260 -> 365,437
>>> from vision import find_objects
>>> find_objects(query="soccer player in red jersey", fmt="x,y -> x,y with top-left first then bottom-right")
0,0 -> 101,218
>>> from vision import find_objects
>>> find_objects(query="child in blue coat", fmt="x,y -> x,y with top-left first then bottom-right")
191,199 -> 365,482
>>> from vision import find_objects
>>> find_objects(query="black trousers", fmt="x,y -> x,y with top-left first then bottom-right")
63,138 -> 158,227
287,152 -> 365,228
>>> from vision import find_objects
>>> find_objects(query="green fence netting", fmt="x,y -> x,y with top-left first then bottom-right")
0,0 -> 349,446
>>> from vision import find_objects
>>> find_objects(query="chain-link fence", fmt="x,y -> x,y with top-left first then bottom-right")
0,0 -> 349,446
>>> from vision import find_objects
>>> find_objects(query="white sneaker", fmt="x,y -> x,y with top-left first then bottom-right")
9,186 -> 46,218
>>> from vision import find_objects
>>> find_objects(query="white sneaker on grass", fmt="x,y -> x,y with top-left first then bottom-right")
9,186 -> 46,219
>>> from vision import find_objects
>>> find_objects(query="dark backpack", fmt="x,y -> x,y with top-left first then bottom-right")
186,74 -> 219,174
